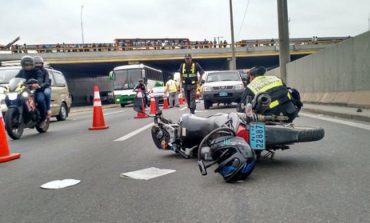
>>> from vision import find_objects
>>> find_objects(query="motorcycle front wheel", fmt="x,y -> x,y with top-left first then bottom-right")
4,107 -> 24,140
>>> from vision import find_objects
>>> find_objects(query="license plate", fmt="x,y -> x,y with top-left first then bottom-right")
127,100 -> 132,103
249,122 -> 266,150
219,92 -> 228,97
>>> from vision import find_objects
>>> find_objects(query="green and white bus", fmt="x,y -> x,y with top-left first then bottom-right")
108,64 -> 164,107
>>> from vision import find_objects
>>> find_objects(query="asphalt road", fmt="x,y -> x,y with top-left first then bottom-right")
0,103 -> 369,223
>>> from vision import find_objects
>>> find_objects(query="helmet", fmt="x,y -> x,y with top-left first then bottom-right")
20,55 -> 34,67
33,56 -> 44,67
210,136 -> 256,182
249,66 -> 266,77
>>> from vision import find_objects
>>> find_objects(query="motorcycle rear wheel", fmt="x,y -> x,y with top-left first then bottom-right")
294,126 -> 325,142
4,108 -> 24,140
36,119 -> 50,133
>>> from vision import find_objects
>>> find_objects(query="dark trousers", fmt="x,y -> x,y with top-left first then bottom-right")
183,85 -> 196,114
266,101 -> 298,122
35,90 -> 47,121
44,87 -> 51,111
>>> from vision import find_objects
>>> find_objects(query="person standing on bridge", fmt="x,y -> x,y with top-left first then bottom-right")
179,54 -> 205,114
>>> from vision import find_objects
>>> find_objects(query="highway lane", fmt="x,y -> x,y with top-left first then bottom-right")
0,104 -> 369,223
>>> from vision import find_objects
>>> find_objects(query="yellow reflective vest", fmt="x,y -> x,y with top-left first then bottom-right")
247,76 -> 292,109
166,80 -> 179,93
181,63 -> 197,85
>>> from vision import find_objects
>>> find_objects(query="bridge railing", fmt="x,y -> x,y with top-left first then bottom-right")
3,38 -> 346,54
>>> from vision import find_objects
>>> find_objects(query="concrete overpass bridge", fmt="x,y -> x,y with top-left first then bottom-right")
1,43 -> 331,72
0,42 -> 336,105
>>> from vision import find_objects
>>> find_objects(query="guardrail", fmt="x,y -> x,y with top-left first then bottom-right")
3,39 -> 345,54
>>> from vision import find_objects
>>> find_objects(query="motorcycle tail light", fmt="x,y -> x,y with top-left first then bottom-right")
236,124 -> 250,143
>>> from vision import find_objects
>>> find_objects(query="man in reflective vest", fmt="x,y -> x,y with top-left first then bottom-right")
179,54 -> 205,114
165,75 -> 180,108
240,66 -> 298,122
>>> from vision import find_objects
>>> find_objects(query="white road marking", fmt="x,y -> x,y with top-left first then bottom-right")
180,107 -> 187,111
114,123 -> 153,142
300,112 -> 370,131
40,179 -> 80,190
120,167 -> 176,180
104,110 -> 126,116
70,110 -> 126,119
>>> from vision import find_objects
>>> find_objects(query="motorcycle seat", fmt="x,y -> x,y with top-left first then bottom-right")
181,113 -> 229,136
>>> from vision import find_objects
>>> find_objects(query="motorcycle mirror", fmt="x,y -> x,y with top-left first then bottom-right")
197,160 -> 208,176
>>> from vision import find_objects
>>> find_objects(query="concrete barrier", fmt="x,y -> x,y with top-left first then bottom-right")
267,31 -> 370,108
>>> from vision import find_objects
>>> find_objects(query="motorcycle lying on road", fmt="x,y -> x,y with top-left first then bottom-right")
3,78 -> 49,140
150,101 -> 325,182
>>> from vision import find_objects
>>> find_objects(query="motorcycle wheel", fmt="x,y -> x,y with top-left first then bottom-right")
294,126 -> 325,142
4,108 -> 24,140
36,119 -> 50,133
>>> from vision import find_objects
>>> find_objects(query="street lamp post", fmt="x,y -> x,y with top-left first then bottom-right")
277,0 -> 290,83
229,0 -> 237,70
80,5 -> 85,44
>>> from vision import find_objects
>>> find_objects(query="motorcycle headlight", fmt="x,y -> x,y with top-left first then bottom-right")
22,92 -> 29,98
203,86 -> 212,92
235,84 -> 245,90
7,92 -> 18,100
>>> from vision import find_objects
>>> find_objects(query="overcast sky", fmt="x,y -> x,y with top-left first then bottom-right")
1,0 -> 369,44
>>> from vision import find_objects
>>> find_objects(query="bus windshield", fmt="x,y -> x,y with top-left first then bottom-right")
113,69 -> 142,90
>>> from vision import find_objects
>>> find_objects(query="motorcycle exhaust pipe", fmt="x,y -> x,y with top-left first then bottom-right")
254,94 -> 271,113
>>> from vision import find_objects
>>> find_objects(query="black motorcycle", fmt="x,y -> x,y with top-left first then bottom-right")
151,110 -> 324,158
4,78 -> 49,139
151,108 -> 324,182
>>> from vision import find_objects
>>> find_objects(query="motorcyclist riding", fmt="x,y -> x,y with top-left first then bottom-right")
134,79 -> 148,106
238,66 -> 299,122
34,56 -> 51,118
15,56 -> 48,124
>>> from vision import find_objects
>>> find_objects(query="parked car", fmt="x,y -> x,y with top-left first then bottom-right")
147,86 -> 166,105
201,71 -> 245,109
0,66 -> 72,121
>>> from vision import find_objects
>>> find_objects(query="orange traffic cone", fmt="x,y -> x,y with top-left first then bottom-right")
134,88 -> 148,119
0,112 -> 21,163
150,96 -> 157,114
163,95 -> 169,109
89,85 -> 109,130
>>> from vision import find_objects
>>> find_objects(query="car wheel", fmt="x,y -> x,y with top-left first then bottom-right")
56,103 -> 68,121
204,100 -> 212,110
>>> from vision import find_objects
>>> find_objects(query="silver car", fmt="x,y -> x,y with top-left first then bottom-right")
202,71 -> 245,109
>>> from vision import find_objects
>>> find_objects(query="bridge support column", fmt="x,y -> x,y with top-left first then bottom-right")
227,58 -> 236,70
277,0 -> 290,82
